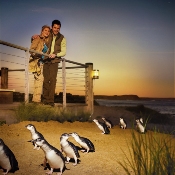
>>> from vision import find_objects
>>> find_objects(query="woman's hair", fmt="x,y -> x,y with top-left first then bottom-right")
40,25 -> 51,44
40,25 -> 50,35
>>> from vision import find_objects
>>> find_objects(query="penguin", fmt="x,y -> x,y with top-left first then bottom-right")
119,117 -> 127,129
26,124 -> 45,150
93,119 -> 110,134
135,119 -> 145,133
0,138 -> 19,174
60,133 -> 80,166
34,138 -> 66,175
101,117 -> 113,128
139,117 -> 143,124
70,132 -> 95,153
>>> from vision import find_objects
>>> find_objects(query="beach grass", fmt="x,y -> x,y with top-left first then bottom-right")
118,130 -> 175,175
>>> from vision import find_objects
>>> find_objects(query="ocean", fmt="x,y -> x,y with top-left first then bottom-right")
95,99 -> 175,116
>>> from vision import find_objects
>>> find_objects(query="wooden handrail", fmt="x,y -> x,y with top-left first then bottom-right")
0,40 -> 87,67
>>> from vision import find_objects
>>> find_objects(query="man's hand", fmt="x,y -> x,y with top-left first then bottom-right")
49,54 -> 56,58
32,35 -> 39,40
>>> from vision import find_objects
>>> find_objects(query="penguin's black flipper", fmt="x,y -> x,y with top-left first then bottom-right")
81,137 -> 95,152
102,123 -> 110,134
27,139 -> 35,146
75,146 -> 82,151
68,141 -> 80,158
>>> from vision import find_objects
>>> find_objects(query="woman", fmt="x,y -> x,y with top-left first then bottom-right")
29,25 -> 50,103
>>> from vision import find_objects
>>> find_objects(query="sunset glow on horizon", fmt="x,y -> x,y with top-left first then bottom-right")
0,0 -> 174,98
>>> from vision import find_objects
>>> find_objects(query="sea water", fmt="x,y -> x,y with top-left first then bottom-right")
96,99 -> 175,116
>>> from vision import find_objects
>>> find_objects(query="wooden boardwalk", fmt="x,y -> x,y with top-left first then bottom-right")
0,102 -> 22,110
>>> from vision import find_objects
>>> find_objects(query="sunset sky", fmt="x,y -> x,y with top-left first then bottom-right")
0,0 -> 174,98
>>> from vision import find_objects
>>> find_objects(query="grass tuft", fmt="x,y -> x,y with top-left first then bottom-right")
119,130 -> 175,175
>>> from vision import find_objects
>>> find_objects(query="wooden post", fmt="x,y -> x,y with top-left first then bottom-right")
25,48 -> 29,103
1,67 -> 8,89
62,58 -> 66,108
85,63 -> 93,114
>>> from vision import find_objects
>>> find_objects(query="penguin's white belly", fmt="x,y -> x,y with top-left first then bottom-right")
0,152 -> 11,170
62,146 -> 75,158
106,122 -> 111,127
45,150 -> 64,168
32,134 -> 40,140
121,121 -> 126,126
98,125 -> 104,132
137,124 -> 144,133
78,141 -> 88,149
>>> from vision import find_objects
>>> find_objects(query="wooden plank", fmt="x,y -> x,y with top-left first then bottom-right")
0,89 -> 15,92
0,91 -> 13,104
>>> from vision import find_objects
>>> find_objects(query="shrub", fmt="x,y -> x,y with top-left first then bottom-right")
15,103 -> 91,123
0,120 -> 6,126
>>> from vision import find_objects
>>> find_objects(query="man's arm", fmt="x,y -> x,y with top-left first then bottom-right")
31,35 -> 39,43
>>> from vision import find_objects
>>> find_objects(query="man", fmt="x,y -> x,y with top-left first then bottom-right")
42,20 -> 66,107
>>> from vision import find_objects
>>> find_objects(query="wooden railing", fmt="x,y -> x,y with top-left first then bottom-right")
0,40 -> 95,113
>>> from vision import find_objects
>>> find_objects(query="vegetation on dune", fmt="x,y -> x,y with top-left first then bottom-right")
14,102 -> 174,126
0,120 -> 6,126
119,130 -> 175,175
15,103 -> 91,123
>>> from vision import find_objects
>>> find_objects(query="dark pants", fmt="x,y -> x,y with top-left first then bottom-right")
43,63 -> 58,103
